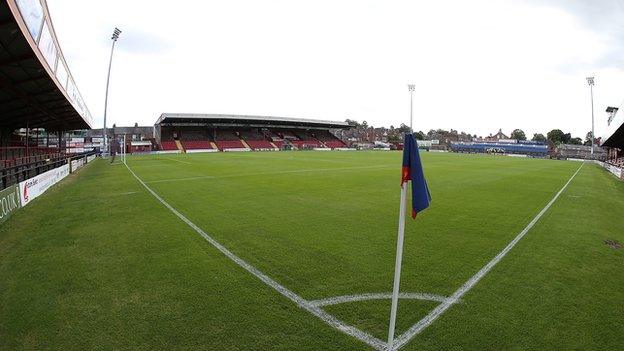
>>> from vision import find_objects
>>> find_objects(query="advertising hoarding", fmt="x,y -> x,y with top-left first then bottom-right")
18,164 -> 69,207
71,158 -> 85,172
0,185 -> 21,225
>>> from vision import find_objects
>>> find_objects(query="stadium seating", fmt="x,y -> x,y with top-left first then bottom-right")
313,130 -> 347,148
182,140 -> 213,150
158,127 -> 347,152
323,140 -> 347,148
556,144 -> 606,161
271,140 -> 285,148
292,140 -> 322,148
181,130 -> 211,141
161,141 -> 179,151
215,140 -> 246,150
245,140 -> 275,149
215,130 -> 240,141
450,142 -> 549,156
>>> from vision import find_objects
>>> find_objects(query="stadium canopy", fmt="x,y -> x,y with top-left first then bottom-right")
0,0 -> 92,132
601,103 -> 624,148
155,113 -> 351,129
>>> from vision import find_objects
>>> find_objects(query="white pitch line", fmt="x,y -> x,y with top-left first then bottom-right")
123,163 -> 387,350
310,292 -> 452,307
391,162 -> 585,350
145,164 -> 395,184
162,156 -> 191,165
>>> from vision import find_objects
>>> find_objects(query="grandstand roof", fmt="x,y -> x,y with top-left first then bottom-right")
601,101 -> 624,148
0,0 -> 92,131
155,113 -> 350,129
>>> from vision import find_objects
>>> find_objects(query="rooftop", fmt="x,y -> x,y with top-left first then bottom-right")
155,113 -> 350,129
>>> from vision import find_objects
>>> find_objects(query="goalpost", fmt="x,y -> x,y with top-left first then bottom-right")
108,134 -> 127,165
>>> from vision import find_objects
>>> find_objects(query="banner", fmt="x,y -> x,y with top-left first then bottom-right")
71,158 -> 85,172
0,185 -> 21,225
606,164 -> 623,179
19,164 -> 69,207
596,161 -> 623,179
38,21 -> 57,70
15,0 -> 44,40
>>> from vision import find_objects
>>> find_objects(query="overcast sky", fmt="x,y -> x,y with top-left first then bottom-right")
47,0 -> 624,139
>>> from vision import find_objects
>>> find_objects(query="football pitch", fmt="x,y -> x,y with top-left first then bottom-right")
1,151 -> 623,350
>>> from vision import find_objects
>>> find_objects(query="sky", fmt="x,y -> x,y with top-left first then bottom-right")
47,0 -> 624,139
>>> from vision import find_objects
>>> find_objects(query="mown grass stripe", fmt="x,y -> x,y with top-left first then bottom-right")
392,162 -> 585,350
124,162 -> 388,350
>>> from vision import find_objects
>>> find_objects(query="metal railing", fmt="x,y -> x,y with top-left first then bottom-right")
0,151 -> 98,190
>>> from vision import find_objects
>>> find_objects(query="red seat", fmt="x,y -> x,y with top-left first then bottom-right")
182,140 -> 213,150
161,141 -> 178,150
246,140 -> 274,149
215,140 -> 245,150
324,140 -> 347,148
292,140 -> 321,148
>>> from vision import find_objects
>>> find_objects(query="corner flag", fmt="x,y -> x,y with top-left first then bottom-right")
401,134 -> 431,218
387,133 -> 432,349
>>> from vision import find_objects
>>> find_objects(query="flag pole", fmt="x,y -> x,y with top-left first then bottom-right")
387,84 -> 416,349
387,181 -> 408,349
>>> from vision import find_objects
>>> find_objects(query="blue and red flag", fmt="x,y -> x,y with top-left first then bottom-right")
401,134 -> 431,218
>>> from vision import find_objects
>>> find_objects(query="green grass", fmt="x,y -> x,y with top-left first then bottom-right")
0,151 -> 622,350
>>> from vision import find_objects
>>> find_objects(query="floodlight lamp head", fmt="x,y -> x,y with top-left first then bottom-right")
408,84 -> 415,92
111,28 -> 122,41
586,76 -> 595,86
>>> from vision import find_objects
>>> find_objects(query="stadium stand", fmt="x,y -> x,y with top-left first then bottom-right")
555,144 -> 606,161
0,0 -> 96,190
237,129 -> 275,150
183,140 -> 213,150
213,129 -> 246,150
154,114 -> 350,152
450,140 -> 549,157
609,157 -> 624,167
602,103 -> 624,167
160,141 -> 179,151
314,130 -> 347,148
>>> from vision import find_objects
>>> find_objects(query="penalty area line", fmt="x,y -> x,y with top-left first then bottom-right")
310,292 -> 453,307
392,162 -> 585,350
162,156 -> 191,165
123,162 -> 387,350
145,164 -> 395,184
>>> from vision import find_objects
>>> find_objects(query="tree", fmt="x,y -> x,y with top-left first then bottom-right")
547,129 -> 566,144
414,131 -> 425,140
387,134 -> 401,143
532,133 -> 547,142
397,124 -> 411,134
569,137 -> 583,145
584,131 -> 593,146
510,129 -> 527,140
345,119 -> 360,127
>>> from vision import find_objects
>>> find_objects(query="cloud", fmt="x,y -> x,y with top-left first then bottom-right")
115,28 -> 172,54
46,0 -> 624,140
526,0 -> 624,70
